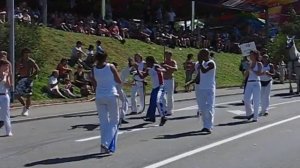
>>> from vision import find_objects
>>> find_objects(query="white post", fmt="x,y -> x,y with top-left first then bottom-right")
7,0 -> 15,101
191,1 -> 195,31
102,0 -> 106,20
43,0 -> 47,25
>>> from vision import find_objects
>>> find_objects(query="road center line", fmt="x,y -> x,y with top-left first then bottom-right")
143,114 -> 300,168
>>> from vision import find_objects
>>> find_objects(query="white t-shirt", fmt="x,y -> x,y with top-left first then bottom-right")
71,46 -> 83,58
49,76 -> 59,90
148,65 -> 164,89
199,60 -> 216,90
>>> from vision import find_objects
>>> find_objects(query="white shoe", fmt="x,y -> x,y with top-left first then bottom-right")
21,107 -> 29,116
6,132 -> 13,137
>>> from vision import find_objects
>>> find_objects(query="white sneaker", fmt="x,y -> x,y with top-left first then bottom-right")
6,132 -> 13,137
21,107 -> 29,116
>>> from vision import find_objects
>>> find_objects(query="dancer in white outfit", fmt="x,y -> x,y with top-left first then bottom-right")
260,55 -> 274,116
162,51 -> 177,116
244,50 -> 263,122
0,58 -> 12,137
91,52 -> 122,154
130,54 -> 146,114
198,49 -> 216,134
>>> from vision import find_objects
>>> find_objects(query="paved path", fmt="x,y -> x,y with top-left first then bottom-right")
11,83 -> 295,123
1,88 -> 300,168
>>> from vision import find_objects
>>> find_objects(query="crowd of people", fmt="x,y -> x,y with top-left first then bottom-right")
0,44 -> 281,158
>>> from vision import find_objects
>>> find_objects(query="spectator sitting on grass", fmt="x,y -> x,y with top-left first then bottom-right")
97,23 -> 111,36
0,11 -> 6,24
109,21 -> 126,44
85,45 -> 94,68
96,40 -> 105,54
73,65 -> 93,96
61,78 -> 79,98
48,70 -> 67,99
20,9 -> 31,24
56,58 -> 72,82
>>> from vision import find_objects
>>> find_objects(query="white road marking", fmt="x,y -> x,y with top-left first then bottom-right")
143,114 -> 300,168
76,125 -> 159,142
227,107 -> 276,115
76,99 -> 300,143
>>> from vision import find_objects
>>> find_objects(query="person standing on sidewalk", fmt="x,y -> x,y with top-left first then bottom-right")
130,53 -> 146,115
91,52 -> 122,154
0,58 -> 13,136
260,54 -> 274,116
244,50 -> 263,122
135,56 -> 168,126
15,48 -> 40,117
162,51 -> 178,116
198,49 -> 216,134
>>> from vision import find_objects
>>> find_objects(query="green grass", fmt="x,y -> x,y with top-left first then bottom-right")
31,27 -> 243,101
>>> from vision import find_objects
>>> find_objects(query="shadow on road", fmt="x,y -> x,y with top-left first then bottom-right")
228,102 -> 244,106
168,115 -> 197,121
70,124 -> 99,131
154,131 -> 210,139
24,153 -> 110,167
119,123 -> 150,131
63,113 -> 97,118
217,120 -> 250,127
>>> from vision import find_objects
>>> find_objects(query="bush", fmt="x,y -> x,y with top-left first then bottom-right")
0,23 -> 45,67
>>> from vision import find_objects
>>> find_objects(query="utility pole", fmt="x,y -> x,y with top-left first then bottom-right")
191,1 -> 195,31
6,0 -> 15,102
102,0 -> 106,20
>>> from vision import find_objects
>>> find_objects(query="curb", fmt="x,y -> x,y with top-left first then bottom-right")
11,87 -> 293,124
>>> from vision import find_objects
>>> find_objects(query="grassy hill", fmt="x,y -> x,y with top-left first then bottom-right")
14,27 -> 243,101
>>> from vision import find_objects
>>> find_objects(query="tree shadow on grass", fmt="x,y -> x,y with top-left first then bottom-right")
24,153 -> 110,167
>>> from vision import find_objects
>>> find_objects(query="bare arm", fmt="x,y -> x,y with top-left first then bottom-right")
110,65 -> 122,84
266,64 -> 275,76
163,60 -> 178,72
252,62 -> 263,76
200,62 -> 214,73
30,60 -> 40,79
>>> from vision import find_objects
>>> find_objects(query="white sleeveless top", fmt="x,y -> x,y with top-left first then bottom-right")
199,60 -> 216,90
248,63 -> 261,81
148,65 -> 164,89
93,63 -> 118,99
261,64 -> 272,81
0,76 -> 9,94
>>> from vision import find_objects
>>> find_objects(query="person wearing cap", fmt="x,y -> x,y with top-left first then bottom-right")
260,54 -> 274,116
15,48 -> 40,116
0,11 -> 6,24
0,57 -> 13,136
161,51 -> 177,116
197,49 -> 216,134
244,50 -> 263,122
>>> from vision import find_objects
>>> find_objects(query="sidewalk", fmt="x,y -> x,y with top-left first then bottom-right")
11,83 -> 294,123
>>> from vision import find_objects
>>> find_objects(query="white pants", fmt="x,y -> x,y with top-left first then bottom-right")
0,94 -> 12,135
195,84 -> 201,113
261,81 -> 272,113
117,86 -> 129,119
199,89 -> 215,129
244,82 -> 261,120
95,96 -> 119,152
131,83 -> 145,113
164,79 -> 174,114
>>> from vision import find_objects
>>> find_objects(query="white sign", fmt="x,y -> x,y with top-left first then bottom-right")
239,42 -> 257,56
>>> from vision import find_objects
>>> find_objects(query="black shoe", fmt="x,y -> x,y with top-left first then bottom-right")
159,117 -> 167,126
121,119 -> 129,124
144,118 -> 155,123
0,121 -> 3,129
199,128 -> 211,134
260,112 -> 269,117
246,114 -> 254,120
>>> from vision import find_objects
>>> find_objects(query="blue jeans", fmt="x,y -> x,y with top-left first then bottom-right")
146,86 -> 166,120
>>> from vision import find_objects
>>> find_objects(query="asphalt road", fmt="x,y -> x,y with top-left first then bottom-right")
1,90 -> 300,168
